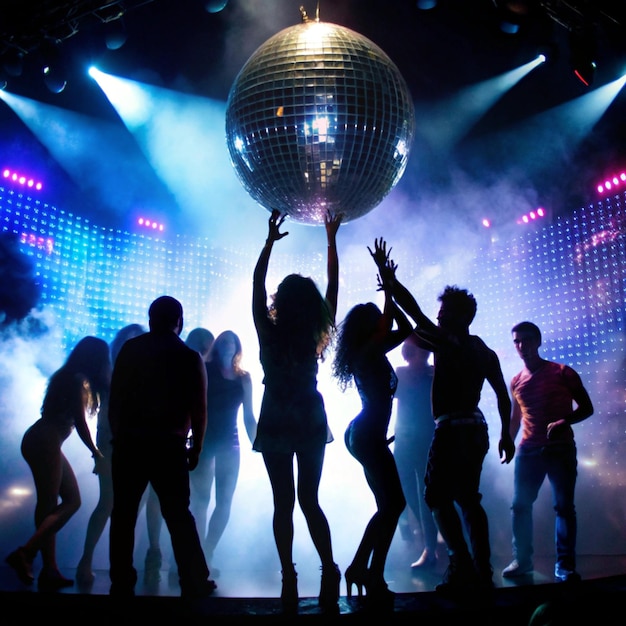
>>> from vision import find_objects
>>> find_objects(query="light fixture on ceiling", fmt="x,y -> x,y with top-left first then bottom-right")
205,0 -> 229,13
104,17 -> 128,50
1,48 -> 24,77
492,0 -> 534,34
569,26 -> 597,86
40,43 -> 68,94
416,0 -> 438,10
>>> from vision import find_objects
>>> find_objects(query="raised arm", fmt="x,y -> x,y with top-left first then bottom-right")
369,238 -> 413,352
252,210 -> 288,331
324,211 -> 342,321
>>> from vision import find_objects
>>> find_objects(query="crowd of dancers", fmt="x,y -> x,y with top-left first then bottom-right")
5,209 -> 594,614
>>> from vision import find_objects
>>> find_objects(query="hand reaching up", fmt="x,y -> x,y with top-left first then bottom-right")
267,209 -> 289,244
324,211 -> 342,242
368,238 -> 397,290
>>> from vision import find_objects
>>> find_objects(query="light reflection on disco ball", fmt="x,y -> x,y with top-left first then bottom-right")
225,18 -> 415,225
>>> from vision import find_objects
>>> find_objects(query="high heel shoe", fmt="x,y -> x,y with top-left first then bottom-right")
5,547 -> 34,585
38,568 -> 74,592
280,564 -> 298,613
76,558 -> 95,587
345,564 -> 368,599
319,563 -> 340,610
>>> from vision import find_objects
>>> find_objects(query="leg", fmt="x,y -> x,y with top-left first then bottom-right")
424,427 -> 475,589
262,451 -> 296,572
415,434 -> 439,556
26,449 -> 81,572
143,485 -> 164,583
425,428 -> 470,560
78,456 -> 113,583
205,446 -> 240,562
189,449 -> 215,545
109,443 -> 148,596
547,445 -> 578,577
262,451 -> 299,610
296,446 -> 339,609
393,435 -> 419,541
152,439 -> 211,598
510,449 -> 546,569
361,445 -> 406,584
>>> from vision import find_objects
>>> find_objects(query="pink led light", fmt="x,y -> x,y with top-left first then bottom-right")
597,171 -> 626,196
137,216 -> 165,233
2,167 -> 43,191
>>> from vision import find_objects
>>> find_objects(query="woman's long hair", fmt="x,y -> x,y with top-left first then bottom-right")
43,336 -> 112,417
64,336 -> 111,398
209,330 -> 245,375
332,303 -> 382,391
269,273 -> 335,361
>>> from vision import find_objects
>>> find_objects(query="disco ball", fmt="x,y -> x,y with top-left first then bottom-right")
225,16 -> 415,225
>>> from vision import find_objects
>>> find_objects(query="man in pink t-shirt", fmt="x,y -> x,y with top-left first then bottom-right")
502,321 -> 593,583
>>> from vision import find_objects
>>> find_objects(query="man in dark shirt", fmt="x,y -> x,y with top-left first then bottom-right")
108,295 -> 215,598
386,266 -> 515,594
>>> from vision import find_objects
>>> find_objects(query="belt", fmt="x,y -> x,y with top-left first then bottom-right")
435,410 -> 486,427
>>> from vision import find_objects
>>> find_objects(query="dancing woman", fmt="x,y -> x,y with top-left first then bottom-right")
252,209 -> 342,613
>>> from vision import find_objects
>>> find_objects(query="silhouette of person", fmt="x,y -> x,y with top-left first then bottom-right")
148,327 -> 215,585
77,324 -> 146,587
252,209 -> 341,613
108,296 -> 215,599
502,321 -> 593,583
386,273 -> 515,593
6,336 -> 110,591
332,238 -> 412,609
393,333 -> 439,570
190,330 -> 257,575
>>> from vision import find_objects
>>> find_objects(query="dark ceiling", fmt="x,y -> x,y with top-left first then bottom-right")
1,0 -> 626,232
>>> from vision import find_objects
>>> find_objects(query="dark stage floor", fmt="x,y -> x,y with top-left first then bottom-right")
2,554 -> 625,625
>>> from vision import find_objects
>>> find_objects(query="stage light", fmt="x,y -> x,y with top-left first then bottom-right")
104,18 -> 128,50
1,48 -> 24,77
492,0 -> 534,35
40,43 -> 67,94
416,0 -> 438,9
569,27 -> 597,87
43,64 -> 67,94
205,0 -> 228,12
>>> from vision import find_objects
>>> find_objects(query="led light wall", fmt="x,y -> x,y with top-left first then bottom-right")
1,184 -> 625,557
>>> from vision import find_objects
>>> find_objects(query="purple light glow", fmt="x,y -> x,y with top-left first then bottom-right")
2,167 -> 43,191
597,171 -> 626,196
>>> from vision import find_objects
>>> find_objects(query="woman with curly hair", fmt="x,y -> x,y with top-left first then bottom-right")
6,336 -> 111,591
252,209 -> 342,613
332,238 -> 412,609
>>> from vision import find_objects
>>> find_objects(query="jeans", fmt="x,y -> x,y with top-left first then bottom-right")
511,443 -> 578,569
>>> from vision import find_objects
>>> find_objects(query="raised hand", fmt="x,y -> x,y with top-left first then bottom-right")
267,209 -> 289,243
367,237 -> 392,270
324,210 -> 342,241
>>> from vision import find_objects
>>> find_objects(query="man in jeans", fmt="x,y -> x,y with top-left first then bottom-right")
502,321 -> 594,583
